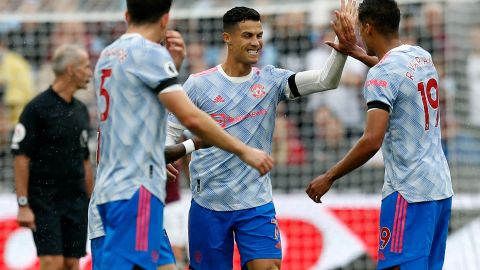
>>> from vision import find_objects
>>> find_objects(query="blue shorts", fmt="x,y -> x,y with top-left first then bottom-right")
188,200 -> 281,270
91,186 -> 175,270
377,192 -> 452,270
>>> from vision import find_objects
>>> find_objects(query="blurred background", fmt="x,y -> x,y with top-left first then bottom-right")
0,0 -> 479,269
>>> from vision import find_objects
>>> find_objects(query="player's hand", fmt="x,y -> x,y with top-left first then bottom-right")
305,174 -> 335,203
17,206 -> 36,231
166,163 -> 179,182
166,30 -> 187,71
192,136 -> 211,150
239,147 -> 274,176
325,0 -> 358,55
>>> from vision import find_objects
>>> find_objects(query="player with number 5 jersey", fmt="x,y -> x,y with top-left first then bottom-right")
305,0 -> 453,269
88,1 -> 274,270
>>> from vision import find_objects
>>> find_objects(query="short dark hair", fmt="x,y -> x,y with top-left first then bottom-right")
126,0 -> 172,25
223,7 -> 261,32
358,0 -> 400,36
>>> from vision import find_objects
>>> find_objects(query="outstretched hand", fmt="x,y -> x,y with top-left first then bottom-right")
325,0 -> 358,55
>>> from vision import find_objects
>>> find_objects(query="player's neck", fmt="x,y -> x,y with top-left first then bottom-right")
51,79 -> 77,103
221,60 -> 252,77
126,25 -> 164,44
375,36 -> 402,60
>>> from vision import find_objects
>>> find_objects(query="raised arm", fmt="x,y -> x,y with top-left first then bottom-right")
284,0 -> 364,99
325,0 -> 379,68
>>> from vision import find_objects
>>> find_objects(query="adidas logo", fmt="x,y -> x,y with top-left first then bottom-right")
213,95 -> 225,103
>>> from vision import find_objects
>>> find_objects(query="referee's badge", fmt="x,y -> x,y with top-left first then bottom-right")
80,130 -> 88,147
12,124 -> 26,144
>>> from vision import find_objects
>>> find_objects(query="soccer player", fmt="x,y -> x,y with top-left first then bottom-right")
167,2 -> 357,269
305,0 -> 454,269
88,0 -> 274,269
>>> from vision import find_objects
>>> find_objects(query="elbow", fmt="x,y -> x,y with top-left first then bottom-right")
180,114 -> 203,132
362,135 -> 383,153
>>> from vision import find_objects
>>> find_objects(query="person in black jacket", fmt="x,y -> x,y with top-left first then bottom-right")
11,44 -> 93,270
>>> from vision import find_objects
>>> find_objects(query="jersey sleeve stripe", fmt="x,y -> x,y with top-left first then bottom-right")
287,74 -> 301,98
367,101 -> 390,112
154,77 -> 179,94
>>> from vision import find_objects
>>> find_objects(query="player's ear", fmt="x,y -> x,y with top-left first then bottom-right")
160,13 -> 170,29
223,32 -> 231,45
125,11 -> 130,24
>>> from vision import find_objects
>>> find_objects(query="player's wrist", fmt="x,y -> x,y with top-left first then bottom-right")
182,139 -> 196,155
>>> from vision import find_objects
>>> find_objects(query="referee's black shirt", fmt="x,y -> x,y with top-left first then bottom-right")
11,86 -> 90,187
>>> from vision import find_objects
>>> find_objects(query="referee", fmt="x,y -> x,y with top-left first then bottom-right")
11,44 -> 93,270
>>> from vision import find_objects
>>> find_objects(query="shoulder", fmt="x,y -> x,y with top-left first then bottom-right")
259,65 -> 294,78
73,98 -> 89,112
21,89 -> 51,116
191,66 -> 220,78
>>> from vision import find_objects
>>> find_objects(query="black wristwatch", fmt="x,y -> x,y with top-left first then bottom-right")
17,196 -> 29,207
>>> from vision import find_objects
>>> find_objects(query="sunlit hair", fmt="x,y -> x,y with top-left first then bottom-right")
223,6 -> 261,33
51,44 -> 86,76
358,0 -> 400,36
127,0 -> 172,25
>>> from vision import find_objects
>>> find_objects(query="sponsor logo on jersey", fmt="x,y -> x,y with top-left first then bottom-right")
211,113 -> 227,128
365,79 -> 388,88
213,95 -> 225,103
210,110 -> 268,128
250,84 -> 266,98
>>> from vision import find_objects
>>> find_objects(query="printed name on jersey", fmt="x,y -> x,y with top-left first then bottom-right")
11,124 -> 26,144
101,48 -> 127,63
164,61 -> 179,77
365,79 -> 388,88
250,84 -> 266,98
405,56 -> 434,81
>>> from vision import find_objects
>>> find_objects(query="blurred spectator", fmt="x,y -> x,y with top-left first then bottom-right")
272,12 -> 312,71
312,106 -> 345,168
272,103 -> 306,165
399,9 -> 419,45
306,28 -> 366,135
442,116 -> 480,166
418,3 -> 446,64
0,37 -> 35,128
468,24 -> 480,127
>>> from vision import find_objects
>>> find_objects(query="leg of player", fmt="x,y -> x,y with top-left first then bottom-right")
235,202 -> 282,270
64,257 -> 80,270
39,255 -> 63,270
245,259 -> 281,270
157,263 -> 177,270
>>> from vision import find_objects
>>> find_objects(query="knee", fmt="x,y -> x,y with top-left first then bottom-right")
39,256 -> 64,270
247,259 -> 281,270
63,258 -> 80,270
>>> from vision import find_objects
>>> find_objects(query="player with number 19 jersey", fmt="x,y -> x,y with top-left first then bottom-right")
364,44 -> 453,203
88,33 -> 181,240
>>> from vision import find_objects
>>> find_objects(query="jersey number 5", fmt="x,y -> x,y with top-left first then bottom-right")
100,69 -> 112,122
417,78 -> 439,130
